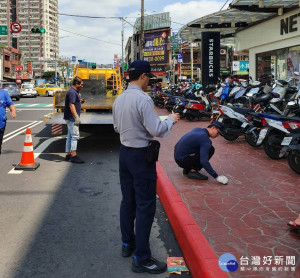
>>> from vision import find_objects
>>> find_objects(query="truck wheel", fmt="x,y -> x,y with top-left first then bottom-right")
15,97 -> 20,101
287,152 -> 300,174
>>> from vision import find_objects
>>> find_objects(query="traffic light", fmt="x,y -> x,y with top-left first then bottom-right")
31,28 -> 46,33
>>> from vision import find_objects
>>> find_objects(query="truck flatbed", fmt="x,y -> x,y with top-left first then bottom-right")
45,111 -> 113,125
55,98 -> 115,111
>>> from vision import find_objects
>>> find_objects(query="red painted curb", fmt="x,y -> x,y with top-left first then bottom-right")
156,163 -> 228,278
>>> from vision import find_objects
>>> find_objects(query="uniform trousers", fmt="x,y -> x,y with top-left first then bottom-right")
119,145 -> 157,263
175,146 -> 215,172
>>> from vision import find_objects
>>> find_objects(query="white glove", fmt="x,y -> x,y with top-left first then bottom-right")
74,115 -> 81,125
217,175 -> 229,185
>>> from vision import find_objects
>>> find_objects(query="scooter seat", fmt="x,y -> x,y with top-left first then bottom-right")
270,115 -> 300,122
228,106 -> 255,115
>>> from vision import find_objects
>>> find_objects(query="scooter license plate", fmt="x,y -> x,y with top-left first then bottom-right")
183,109 -> 187,113
256,129 -> 268,145
281,136 -> 292,146
241,122 -> 248,128
218,117 -> 223,123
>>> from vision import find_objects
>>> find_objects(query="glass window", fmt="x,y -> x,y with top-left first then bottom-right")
256,45 -> 300,84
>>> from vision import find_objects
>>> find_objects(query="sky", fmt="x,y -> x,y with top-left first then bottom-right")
58,0 -> 230,65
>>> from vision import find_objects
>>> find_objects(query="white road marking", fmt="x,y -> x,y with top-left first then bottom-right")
16,108 -> 55,111
8,169 -> 23,174
4,121 -> 38,138
3,121 -> 43,143
46,104 -> 53,107
27,104 -> 39,107
6,120 -> 39,123
9,136 -> 65,174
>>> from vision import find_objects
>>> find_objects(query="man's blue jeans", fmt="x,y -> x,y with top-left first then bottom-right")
65,120 -> 79,152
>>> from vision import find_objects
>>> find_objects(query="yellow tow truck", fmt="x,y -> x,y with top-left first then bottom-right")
46,67 -> 123,125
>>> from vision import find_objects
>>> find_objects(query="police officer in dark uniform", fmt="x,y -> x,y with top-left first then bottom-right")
113,60 -> 179,274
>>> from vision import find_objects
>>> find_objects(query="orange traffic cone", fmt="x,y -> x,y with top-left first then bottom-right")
15,128 -> 40,170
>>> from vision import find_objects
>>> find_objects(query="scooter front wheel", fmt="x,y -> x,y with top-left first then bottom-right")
245,130 -> 263,147
222,132 -> 240,141
288,152 -> 300,174
185,114 -> 195,121
263,136 -> 282,160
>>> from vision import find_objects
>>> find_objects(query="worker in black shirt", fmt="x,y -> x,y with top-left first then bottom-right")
174,121 -> 228,184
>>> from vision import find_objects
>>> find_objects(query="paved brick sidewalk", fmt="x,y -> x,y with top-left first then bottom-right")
156,108 -> 300,278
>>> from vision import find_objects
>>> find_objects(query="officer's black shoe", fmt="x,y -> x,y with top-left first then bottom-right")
188,171 -> 208,180
182,169 -> 189,175
70,155 -> 85,164
65,154 -> 71,161
132,256 -> 167,274
122,242 -> 135,257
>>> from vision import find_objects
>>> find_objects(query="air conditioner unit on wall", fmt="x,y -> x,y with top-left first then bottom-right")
220,49 -> 226,55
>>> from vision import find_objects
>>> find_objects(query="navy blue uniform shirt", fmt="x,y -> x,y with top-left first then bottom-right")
174,127 -> 218,178
63,87 -> 81,121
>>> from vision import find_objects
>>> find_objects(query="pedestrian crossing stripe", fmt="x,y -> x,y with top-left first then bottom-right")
14,103 -> 53,108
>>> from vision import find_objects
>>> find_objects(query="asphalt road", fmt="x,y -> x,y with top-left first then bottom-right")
0,96 -> 191,278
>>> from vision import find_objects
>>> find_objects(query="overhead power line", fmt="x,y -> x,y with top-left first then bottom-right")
59,28 -> 121,46
220,0 -> 230,11
56,12 -> 185,27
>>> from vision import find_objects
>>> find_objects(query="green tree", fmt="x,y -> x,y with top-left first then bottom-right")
42,71 -> 60,79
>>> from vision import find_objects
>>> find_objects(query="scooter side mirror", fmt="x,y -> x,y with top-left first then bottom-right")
246,92 -> 253,97
294,71 -> 299,76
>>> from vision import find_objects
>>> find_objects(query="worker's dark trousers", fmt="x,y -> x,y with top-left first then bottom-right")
0,127 -> 5,155
175,146 -> 215,171
119,145 -> 157,263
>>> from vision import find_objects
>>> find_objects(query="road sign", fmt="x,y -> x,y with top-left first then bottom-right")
72,56 -> 76,62
54,77 -> 58,82
12,33 -> 20,38
0,25 -> 7,35
177,53 -> 183,64
10,22 -> 22,33
161,32 -> 167,39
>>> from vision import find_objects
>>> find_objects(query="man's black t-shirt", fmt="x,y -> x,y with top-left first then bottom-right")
63,87 -> 81,121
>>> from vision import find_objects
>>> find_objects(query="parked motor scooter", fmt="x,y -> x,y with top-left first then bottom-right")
256,114 -> 300,159
280,131 -> 300,174
212,105 -> 254,141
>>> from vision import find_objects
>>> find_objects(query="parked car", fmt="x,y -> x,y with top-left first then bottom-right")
20,83 -> 38,98
0,82 -> 21,101
36,84 -> 63,96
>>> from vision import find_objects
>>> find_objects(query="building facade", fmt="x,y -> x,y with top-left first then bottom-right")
0,0 -> 59,79
236,7 -> 300,83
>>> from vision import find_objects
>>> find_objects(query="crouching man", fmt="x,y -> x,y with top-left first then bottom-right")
174,121 -> 229,184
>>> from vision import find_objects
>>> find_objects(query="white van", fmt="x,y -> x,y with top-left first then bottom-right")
20,83 -> 38,97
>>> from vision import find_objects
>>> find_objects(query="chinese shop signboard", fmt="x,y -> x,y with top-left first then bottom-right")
143,31 -> 168,64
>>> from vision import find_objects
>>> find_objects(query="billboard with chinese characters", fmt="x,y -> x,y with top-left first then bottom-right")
143,31 -> 169,64
134,12 -> 170,33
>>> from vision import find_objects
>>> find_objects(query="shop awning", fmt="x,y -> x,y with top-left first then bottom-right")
178,0 -> 300,42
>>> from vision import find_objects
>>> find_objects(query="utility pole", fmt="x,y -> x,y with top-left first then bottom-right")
190,42 -> 193,80
140,0 -> 144,60
55,38 -> 57,86
121,17 -> 124,78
